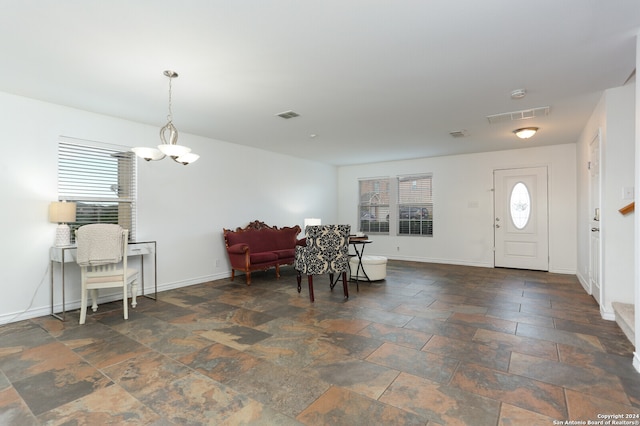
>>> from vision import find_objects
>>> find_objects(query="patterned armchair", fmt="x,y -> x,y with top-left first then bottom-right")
294,224 -> 351,302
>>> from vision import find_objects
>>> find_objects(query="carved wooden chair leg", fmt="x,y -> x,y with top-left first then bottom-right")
297,272 -> 302,293
246,272 -> 251,286
307,275 -> 315,302
342,272 -> 349,299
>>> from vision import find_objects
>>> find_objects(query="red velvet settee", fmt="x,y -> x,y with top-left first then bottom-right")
223,220 -> 302,285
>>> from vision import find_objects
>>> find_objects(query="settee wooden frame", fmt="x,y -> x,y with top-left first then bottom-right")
223,220 -> 301,285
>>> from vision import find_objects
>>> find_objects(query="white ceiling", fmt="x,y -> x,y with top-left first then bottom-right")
2,1 -> 639,166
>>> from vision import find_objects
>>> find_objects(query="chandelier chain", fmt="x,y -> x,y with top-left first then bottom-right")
167,76 -> 173,123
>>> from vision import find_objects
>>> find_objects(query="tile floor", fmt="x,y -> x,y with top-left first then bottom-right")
1,261 -> 640,425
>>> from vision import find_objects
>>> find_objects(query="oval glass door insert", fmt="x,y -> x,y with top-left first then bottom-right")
510,182 -> 531,229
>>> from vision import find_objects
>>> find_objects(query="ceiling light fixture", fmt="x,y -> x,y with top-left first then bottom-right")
510,88 -> 526,99
513,127 -> 539,139
132,70 -> 199,165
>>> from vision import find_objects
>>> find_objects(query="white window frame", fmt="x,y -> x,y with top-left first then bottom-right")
397,174 -> 433,237
358,177 -> 390,235
57,137 -> 137,241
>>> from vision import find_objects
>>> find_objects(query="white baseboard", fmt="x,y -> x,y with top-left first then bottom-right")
385,255 -> 579,273
383,255 -> 493,269
634,352 -> 640,373
0,305 -> 53,325
549,267 -> 578,275
0,271 -> 232,325
600,307 -> 615,321
576,271 -> 591,295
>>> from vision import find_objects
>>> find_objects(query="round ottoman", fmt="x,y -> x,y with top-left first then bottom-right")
349,255 -> 387,281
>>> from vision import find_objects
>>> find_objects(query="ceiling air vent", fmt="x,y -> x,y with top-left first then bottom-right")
486,106 -> 550,124
449,130 -> 469,138
276,110 -> 300,119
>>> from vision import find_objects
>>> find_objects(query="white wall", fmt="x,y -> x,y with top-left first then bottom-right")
0,91 -> 337,324
603,84 -> 636,315
337,144 -> 577,273
634,33 -> 640,372
576,83 -> 636,318
576,95 -> 605,294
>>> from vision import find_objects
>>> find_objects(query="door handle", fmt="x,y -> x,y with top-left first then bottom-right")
591,228 -> 599,232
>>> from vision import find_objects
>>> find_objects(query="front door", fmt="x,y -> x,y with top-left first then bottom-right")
494,167 -> 549,271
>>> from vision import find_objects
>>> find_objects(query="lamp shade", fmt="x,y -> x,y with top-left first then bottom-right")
49,201 -> 76,223
132,147 -> 165,161
158,143 -> 191,157
175,152 -> 200,165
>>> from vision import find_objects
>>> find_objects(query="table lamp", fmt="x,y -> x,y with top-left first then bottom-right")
49,201 -> 76,246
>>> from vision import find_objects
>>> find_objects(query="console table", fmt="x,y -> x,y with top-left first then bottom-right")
49,240 -> 157,321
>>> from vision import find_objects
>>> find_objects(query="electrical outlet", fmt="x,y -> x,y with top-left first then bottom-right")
397,246 -> 400,251
215,259 -> 220,267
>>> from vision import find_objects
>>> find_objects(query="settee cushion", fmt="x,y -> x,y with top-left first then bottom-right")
272,228 -> 300,250
273,249 -> 295,259
250,251 -> 278,264
226,231 -> 260,250
226,227 -> 300,254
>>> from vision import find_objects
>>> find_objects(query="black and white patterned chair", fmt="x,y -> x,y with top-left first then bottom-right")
294,224 -> 351,302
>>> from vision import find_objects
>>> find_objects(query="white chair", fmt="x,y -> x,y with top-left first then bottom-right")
75,224 -> 138,324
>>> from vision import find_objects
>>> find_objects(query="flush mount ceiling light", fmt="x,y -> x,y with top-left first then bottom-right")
513,127 -> 539,139
510,88 -> 527,99
132,70 -> 200,165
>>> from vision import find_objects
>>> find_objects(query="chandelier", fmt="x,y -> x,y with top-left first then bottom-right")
133,70 -> 200,165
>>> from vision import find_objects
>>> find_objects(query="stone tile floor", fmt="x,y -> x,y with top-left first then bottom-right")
1,260 -> 640,425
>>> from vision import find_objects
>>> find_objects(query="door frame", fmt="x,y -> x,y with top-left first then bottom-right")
588,128 -> 603,305
493,166 -> 549,271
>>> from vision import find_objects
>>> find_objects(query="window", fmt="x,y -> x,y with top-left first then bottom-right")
510,182 -> 531,229
58,138 -> 137,241
359,178 -> 390,234
397,174 -> 433,236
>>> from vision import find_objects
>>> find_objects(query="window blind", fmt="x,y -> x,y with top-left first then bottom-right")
397,174 -> 433,236
358,178 -> 390,234
58,140 -> 137,241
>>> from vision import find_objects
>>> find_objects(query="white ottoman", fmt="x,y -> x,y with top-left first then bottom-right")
349,255 -> 387,281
